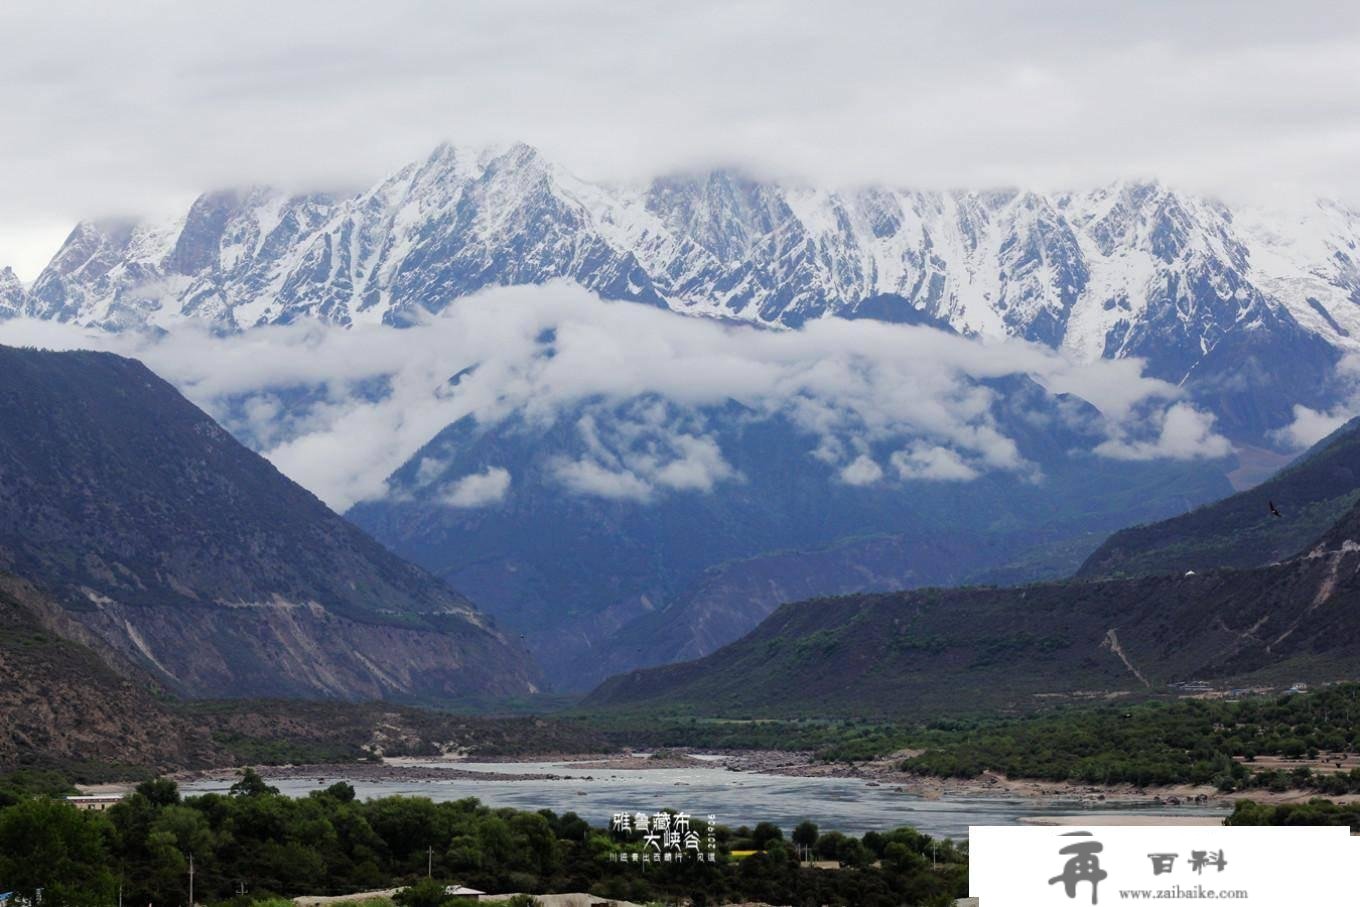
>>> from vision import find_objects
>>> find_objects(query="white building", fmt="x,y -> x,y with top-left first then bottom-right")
65,794 -> 124,811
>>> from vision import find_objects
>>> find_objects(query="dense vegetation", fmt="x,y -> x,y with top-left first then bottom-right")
1226,798 -> 1360,830
0,772 -> 967,907
593,684 -> 1360,797
584,714 -> 918,762
898,685 -> 1360,792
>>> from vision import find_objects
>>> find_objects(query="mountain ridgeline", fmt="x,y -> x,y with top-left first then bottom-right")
4,143 -> 1359,443
1079,417 -> 1360,579
0,345 -> 536,702
586,467 -> 1360,718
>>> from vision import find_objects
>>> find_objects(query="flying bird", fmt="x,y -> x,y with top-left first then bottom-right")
1269,500 -> 1282,518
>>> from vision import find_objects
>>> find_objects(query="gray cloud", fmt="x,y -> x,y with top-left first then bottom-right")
0,283 -> 1232,510
2,0 -> 1359,277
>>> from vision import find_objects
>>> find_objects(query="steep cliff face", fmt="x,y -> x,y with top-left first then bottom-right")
0,345 -> 537,702
0,268 -> 23,317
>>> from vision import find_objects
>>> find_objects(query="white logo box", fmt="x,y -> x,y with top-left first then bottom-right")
970,825 -> 1354,906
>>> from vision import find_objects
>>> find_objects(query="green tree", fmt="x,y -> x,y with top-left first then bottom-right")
751,822 -> 783,850
0,799 -> 117,907
394,879 -> 449,907
230,768 -> 280,798
0,769 -> 76,807
135,777 -> 181,807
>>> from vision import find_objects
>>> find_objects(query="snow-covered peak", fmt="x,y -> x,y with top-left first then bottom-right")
0,265 -> 24,317
17,141 -> 1360,438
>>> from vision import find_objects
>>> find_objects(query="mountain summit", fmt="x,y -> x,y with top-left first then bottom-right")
6,144 -> 1357,441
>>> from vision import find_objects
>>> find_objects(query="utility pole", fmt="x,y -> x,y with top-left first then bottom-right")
188,853 -> 194,907
426,846 -> 433,878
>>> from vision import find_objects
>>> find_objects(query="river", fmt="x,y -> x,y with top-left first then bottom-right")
181,758 -> 1228,839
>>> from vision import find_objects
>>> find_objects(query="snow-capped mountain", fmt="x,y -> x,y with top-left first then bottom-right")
10,142 -> 1359,438
0,267 -> 24,317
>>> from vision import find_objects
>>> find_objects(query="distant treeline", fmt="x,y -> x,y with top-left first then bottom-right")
897,684 -> 1360,791
0,770 -> 966,907
593,684 -> 1360,796
1226,798 -> 1360,830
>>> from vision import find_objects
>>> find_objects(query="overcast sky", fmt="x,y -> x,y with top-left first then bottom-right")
3,0 -> 1359,278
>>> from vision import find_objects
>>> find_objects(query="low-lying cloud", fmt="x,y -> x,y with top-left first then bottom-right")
1095,403 -> 1234,462
1270,354 -> 1360,450
0,283 -> 1232,510
441,467 -> 512,508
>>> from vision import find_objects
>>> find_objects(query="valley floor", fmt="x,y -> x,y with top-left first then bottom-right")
95,747 -> 1360,812
708,749 -> 1360,809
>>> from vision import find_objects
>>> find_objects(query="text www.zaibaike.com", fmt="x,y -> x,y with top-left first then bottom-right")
1116,885 -> 1250,899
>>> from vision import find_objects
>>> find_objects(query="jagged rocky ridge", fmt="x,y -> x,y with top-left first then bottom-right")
7,143 -> 1360,439
0,345 -> 538,702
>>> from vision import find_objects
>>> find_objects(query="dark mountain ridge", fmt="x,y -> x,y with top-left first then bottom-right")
1079,418 -> 1360,579
0,344 -> 537,702
585,491 -> 1360,718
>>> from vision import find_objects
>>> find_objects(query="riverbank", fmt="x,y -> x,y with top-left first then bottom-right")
712,748 -> 1360,807
1020,815 -> 1224,826
171,761 -> 578,786
84,747 -> 1360,812
472,748 -> 1360,808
